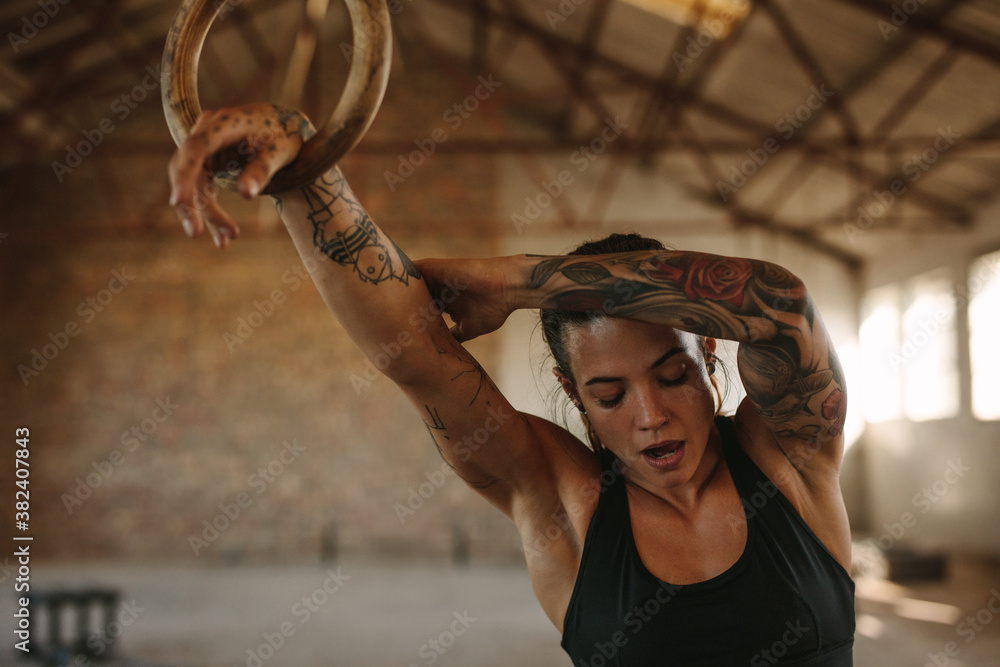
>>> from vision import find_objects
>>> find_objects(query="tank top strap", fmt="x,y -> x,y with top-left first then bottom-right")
592,447 -> 629,524
714,414 -> 775,504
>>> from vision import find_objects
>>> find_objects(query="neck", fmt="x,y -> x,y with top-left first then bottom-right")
625,423 -> 724,516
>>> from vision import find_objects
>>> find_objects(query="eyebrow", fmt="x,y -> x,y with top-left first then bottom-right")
583,346 -> 685,386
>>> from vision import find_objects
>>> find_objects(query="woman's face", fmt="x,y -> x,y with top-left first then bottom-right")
561,318 -> 719,492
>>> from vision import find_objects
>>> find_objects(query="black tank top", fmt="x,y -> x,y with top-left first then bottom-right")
561,415 -> 855,666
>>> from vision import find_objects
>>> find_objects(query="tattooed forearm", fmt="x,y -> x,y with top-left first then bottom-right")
735,296 -> 847,443
301,170 -> 421,285
526,249 -> 846,445
530,250 -> 805,343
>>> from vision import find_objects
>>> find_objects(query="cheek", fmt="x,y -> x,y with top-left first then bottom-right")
679,372 -> 717,412
590,409 -> 629,434
585,410 -> 630,449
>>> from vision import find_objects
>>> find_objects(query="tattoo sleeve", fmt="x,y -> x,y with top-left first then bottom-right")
300,170 -> 421,286
524,251 -> 847,445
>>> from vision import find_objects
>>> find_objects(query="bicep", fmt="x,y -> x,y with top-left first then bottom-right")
735,297 -> 847,469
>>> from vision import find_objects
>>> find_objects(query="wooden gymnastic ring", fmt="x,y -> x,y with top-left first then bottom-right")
161,0 -> 391,193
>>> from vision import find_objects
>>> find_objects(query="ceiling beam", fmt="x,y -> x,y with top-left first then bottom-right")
497,0 -> 622,139
869,44 -> 960,141
671,112 -> 864,268
427,0 -> 772,140
757,0 -> 860,143
660,2 -> 761,152
559,0 -> 614,137
471,0 -> 490,74
835,0 -> 1000,66
634,0 -> 710,161
715,0 -> 969,226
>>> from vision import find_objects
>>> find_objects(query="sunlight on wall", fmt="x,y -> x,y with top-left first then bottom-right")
860,285 -> 902,424
970,249 -> 1000,421
900,272 -> 959,422
859,271 -> 962,424
837,340 -> 863,450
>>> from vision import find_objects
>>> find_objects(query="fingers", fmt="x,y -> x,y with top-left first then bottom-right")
168,104 -> 305,247
203,195 -> 239,249
237,157 -> 279,200
170,177 -> 237,248
168,152 -> 209,237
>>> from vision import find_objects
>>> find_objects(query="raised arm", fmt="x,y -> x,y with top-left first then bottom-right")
166,105 -> 591,521
424,250 -> 847,471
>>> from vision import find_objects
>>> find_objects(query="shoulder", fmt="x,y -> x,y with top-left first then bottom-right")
511,413 -> 604,535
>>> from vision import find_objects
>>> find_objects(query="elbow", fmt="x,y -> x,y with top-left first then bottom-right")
755,261 -> 809,316
741,261 -> 810,343
759,260 -> 807,300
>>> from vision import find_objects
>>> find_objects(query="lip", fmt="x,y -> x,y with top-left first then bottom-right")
641,441 -> 685,471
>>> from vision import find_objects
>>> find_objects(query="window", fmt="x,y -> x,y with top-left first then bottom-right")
969,250 -> 1000,420
860,285 -> 901,423
900,272 -> 958,421
859,271 -> 959,423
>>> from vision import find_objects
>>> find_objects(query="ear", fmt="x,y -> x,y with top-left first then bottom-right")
702,336 -> 718,377
552,367 -> 580,405
703,336 -> 717,359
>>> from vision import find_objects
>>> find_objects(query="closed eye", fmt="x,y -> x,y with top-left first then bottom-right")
594,367 -> 687,409
660,369 -> 688,387
595,394 -> 624,409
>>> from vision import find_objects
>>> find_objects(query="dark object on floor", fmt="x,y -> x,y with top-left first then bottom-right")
886,546 -> 948,582
22,588 -> 121,665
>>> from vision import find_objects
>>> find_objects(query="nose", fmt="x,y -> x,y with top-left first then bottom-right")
634,383 -> 671,431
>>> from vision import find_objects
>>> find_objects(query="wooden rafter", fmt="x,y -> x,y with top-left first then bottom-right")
836,0 -> 1000,66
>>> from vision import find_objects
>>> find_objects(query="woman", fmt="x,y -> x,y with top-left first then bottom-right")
169,104 -> 855,665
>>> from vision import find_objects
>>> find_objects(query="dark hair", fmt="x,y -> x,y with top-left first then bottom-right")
539,233 -> 723,452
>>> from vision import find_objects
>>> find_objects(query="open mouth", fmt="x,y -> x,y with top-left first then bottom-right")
644,443 -> 681,459
641,441 -> 685,469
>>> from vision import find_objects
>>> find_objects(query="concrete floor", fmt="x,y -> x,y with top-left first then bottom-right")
2,555 -> 999,666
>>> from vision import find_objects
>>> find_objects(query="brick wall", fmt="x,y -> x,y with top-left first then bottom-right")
3,222 -> 531,564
